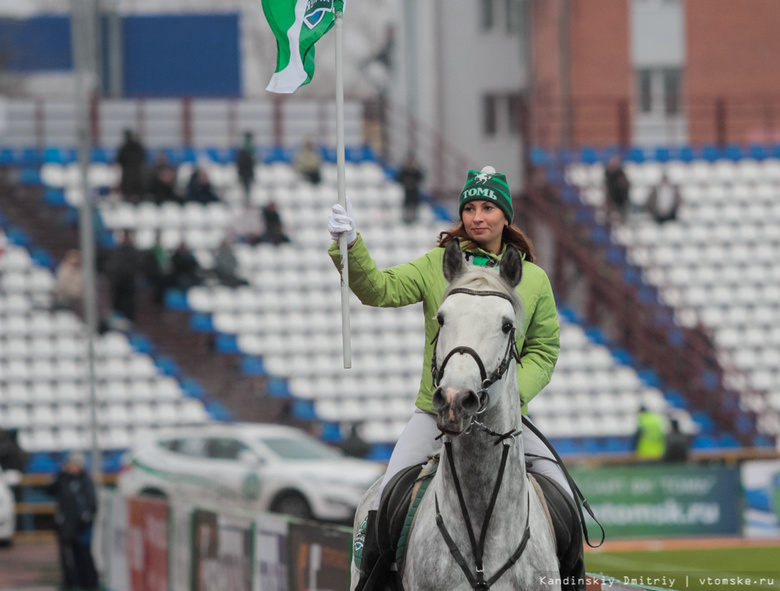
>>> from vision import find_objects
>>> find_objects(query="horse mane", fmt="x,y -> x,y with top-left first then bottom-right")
443,266 -> 524,320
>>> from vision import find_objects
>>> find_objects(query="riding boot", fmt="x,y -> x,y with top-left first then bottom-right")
355,510 -> 384,591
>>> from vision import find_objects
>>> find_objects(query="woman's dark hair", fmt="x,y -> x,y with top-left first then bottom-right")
437,223 -> 535,263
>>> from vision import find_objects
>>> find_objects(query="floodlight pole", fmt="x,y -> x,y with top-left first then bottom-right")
71,0 -> 102,484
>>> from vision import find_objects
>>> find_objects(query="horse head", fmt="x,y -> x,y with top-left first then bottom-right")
432,240 -> 524,436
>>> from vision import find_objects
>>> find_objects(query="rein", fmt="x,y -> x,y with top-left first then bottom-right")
430,286 -> 530,590
435,432 -> 530,590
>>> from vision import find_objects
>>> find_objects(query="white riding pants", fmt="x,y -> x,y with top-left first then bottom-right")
372,408 -> 573,509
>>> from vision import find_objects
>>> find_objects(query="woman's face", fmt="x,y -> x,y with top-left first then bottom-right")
461,200 -> 507,254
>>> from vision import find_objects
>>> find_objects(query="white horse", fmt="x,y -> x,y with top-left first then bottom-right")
352,240 -> 560,591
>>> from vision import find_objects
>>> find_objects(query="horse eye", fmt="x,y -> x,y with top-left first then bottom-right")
437,314 -> 444,327
502,321 -> 513,334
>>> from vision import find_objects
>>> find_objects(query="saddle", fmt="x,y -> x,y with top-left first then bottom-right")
527,471 -> 586,591
375,455 -> 438,573
370,456 -> 588,591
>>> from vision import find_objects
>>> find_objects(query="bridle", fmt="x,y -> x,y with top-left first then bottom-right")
430,286 -> 530,590
430,287 -> 522,417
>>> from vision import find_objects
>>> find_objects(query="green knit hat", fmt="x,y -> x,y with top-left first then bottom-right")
458,166 -> 513,223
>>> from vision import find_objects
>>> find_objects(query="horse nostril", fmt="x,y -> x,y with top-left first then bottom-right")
461,390 -> 481,413
432,387 -> 446,412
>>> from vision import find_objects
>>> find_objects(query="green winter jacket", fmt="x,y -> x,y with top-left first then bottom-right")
328,234 -> 560,415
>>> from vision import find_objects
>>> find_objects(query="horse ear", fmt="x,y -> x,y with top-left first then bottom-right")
442,240 -> 465,283
499,245 -> 523,288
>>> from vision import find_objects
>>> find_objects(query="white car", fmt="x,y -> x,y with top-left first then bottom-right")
118,423 -> 385,522
0,467 -> 19,546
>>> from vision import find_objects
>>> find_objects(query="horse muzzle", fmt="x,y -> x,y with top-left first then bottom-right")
432,386 -> 483,436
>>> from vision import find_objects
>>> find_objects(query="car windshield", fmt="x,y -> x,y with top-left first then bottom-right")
259,435 -> 341,460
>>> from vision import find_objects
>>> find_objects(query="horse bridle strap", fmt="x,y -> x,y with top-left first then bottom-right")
430,289 -> 522,412
435,439 -> 531,590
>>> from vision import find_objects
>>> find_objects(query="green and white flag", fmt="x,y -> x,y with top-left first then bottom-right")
262,0 -> 344,93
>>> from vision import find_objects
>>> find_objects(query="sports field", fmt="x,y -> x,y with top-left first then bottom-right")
585,539 -> 780,590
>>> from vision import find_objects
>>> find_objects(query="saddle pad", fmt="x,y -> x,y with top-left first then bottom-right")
527,470 -> 584,582
529,473 -> 557,547
375,455 -> 439,570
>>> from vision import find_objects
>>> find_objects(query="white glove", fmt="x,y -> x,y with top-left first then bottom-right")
328,197 -> 357,244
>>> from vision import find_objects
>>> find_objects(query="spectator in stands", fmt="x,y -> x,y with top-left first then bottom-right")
107,230 -> 141,325
54,249 -> 84,314
339,423 -> 371,459
142,230 -> 174,305
261,202 -> 291,245
327,166 -> 562,590
646,174 -> 682,224
631,405 -> 667,461
147,151 -> 180,204
662,418 -> 690,462
186,167 -> 220,204
116,129 -> 146,203
294,140 -> 322,185
213,236 -> 249,287
46,452 -> 99,591
604,154 -> 630,224
170,241 -> 203,290
395,154 -> 425,224
236,131 -> 256,206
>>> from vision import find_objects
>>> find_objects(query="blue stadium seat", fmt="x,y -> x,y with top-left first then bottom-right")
164,289 -> 189,311
638,368 -> 661,388
292,400 -> 316,420
90,146 -> 113,163
749,144 -> 768,160
190,313 -> 214,333
678,146 -> 694,162
702,144 -> 719,162
267,377 -> 291,397
241,356 -> 267,376
654,146 -> 671,162
27,454 -> 58,474
530,148 -> 548,166
181,378 -> 206,399
579,147 -> 598,164
205,401 -> 232,421
320,422 -> 343,443
44,188 -> 67,206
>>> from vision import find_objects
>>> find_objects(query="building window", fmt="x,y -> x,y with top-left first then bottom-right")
483,93 -> 522,136
481,0 -> 495,29
638,69 -> 653,113
481,0 -> 520,32
663,68 -> 682,115
484,95 -> 498,135
505,0 -> 521,33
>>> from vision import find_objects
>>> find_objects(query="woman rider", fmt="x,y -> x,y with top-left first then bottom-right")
328,166 -> 565,589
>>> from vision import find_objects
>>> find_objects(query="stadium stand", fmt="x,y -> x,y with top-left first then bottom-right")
25,145 -> 700,459
11,138 -> 777,463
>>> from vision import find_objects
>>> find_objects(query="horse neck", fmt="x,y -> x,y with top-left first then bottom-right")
441,378 -> 527,519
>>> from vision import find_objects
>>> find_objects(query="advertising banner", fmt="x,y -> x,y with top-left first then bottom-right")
570,464 -> 740,538
193,509 -> 253,591
171,504 -> 194,591
741,459 -> 780,538
254,513 -> 289,591
287,522 -> 351,591
108,492 -> 130,591
127,497 -> 170,591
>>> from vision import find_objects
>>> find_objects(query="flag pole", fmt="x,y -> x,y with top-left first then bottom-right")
335,4 -> 352,369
